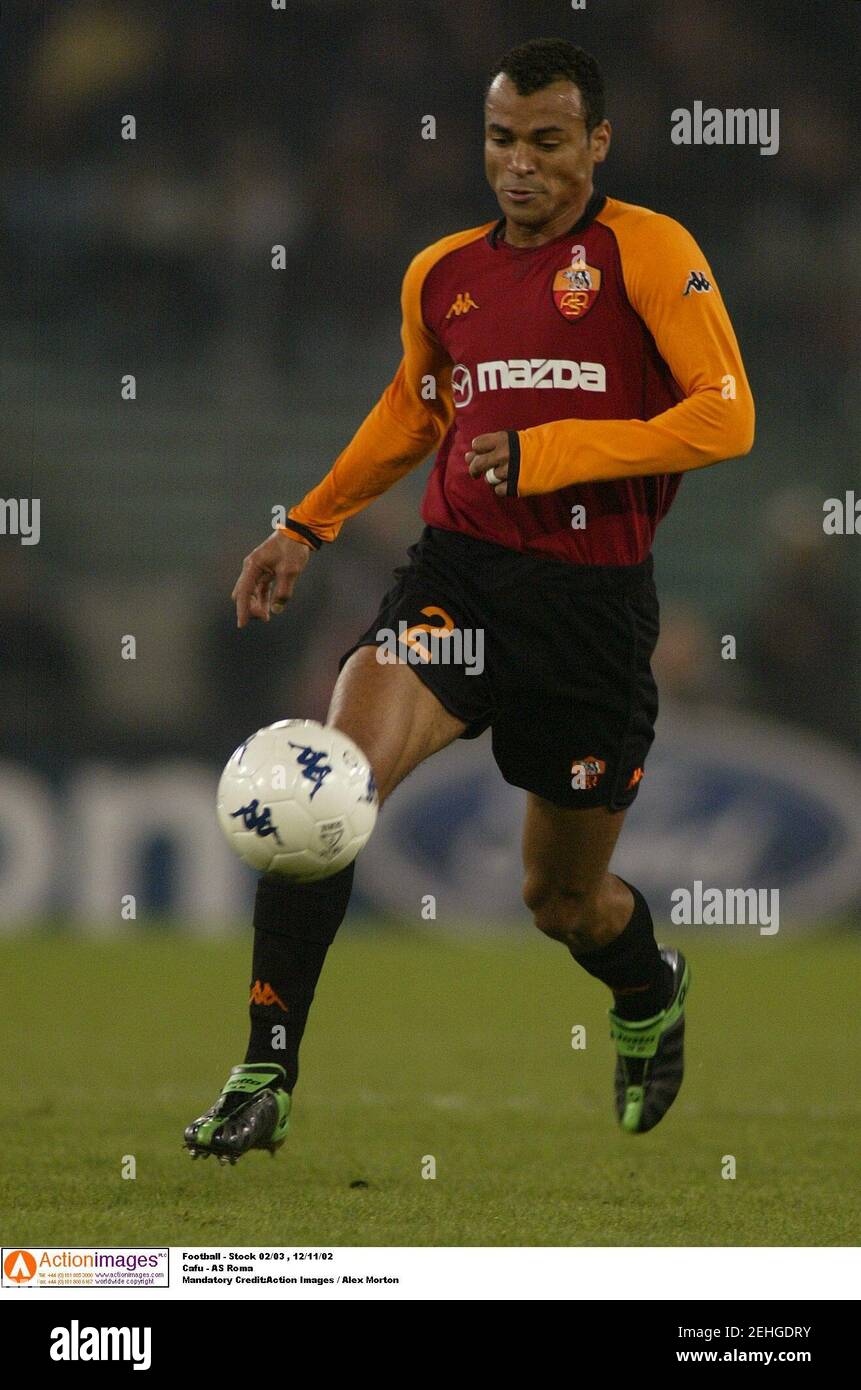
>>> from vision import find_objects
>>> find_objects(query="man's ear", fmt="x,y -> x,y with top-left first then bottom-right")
591,120 -> 612,165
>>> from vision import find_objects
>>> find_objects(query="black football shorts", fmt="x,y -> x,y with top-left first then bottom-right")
338,525 -> 660,811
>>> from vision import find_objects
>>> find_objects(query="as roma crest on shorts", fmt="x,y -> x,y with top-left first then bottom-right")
570,756 -> 606,790
553,244 -> 602,321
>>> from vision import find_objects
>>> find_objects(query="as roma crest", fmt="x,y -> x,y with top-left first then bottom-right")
553,247 -> 602,321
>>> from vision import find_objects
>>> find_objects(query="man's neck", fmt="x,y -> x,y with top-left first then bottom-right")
502,185 -> 595,248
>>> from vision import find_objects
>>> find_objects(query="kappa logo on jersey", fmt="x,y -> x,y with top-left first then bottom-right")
446,292 -> 480,318
683,270 -> 712,296
570,756 -> 607,790
553,245 -> 602,320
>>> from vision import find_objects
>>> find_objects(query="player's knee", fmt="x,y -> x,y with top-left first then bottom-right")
523,876 -> 596,946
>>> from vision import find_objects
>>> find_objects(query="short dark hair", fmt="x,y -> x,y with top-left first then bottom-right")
488,38 -> 605,132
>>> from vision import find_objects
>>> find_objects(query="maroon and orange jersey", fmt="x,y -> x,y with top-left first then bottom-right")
285,192 -> 754,565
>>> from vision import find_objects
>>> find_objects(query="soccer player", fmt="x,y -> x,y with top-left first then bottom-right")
185,38 -> 754,1161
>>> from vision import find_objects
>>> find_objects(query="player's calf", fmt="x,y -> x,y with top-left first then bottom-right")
571,885 -> 688,1133
524,874 -> 633,951
525,849 -> 687,1133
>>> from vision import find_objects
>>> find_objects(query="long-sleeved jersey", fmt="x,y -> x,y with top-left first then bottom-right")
284,191 -> 754,566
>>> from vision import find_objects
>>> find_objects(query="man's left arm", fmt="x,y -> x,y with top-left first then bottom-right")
468,212 -> 755,496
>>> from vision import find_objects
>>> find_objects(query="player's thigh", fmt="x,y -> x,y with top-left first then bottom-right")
521,793 -> 627,908
327,645 -> 466,804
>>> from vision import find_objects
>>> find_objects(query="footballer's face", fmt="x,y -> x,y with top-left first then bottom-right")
484,75 -> 611,245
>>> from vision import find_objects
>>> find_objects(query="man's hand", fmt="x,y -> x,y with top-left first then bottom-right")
465,432 -> 510,496
231,529 -> 312,628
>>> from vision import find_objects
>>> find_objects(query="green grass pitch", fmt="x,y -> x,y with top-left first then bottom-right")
1,927 -> 858,1246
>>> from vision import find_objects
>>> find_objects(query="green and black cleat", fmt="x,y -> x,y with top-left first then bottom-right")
184,1063 -> 291,1163
609,947 -> 690,1134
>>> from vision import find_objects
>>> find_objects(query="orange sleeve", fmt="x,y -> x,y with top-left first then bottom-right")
282,225 -> 491,545
513,206 -> 755,496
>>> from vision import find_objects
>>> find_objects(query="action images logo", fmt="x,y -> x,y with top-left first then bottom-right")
2,1246 -> 169,1289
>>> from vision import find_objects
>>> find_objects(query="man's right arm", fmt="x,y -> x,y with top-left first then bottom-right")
279,249 -> 456,549
232,226 -> 492,624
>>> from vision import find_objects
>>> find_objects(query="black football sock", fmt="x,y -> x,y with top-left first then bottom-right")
570,879 -> 673,1021
244,861 -> 355,1089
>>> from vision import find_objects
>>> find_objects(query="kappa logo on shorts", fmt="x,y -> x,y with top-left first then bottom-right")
570,756 -> 606,790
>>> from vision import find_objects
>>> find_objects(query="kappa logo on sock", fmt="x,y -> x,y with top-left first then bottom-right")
249,980 -> 289,1012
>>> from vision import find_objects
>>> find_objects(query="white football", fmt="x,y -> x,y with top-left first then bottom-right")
217,719 -> 378,881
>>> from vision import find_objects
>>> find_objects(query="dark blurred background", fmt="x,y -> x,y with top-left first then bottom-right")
1,0 -> 858,923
